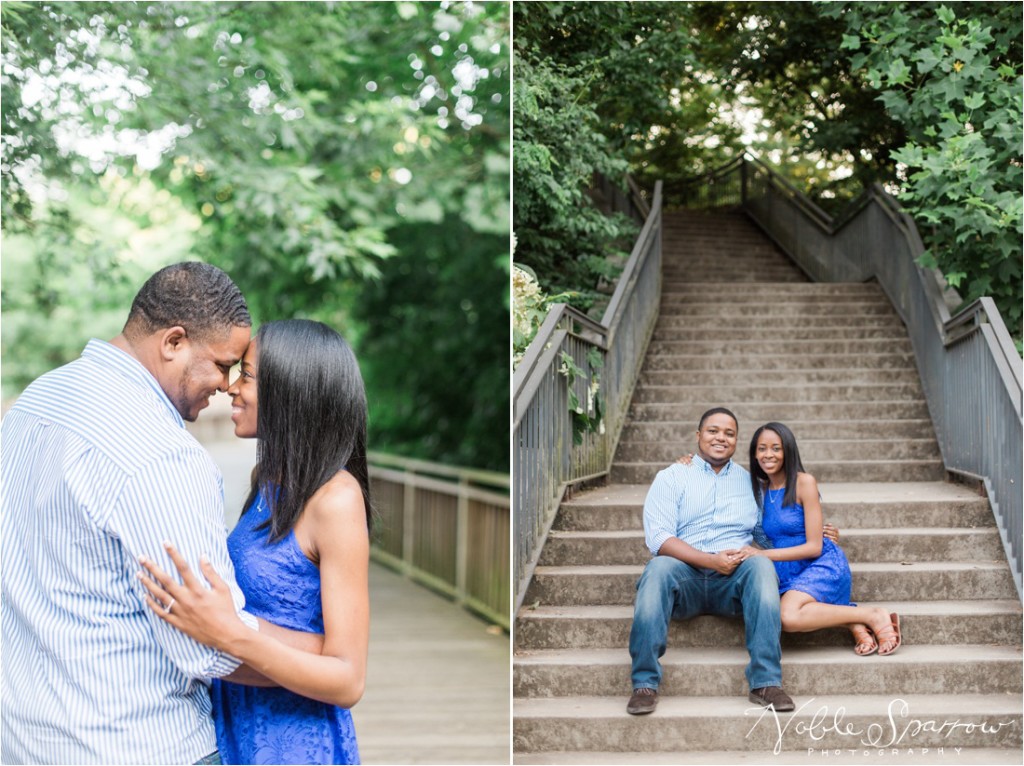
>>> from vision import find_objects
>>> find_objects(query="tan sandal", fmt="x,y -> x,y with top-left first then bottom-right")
851,623 -> 878,656
876,612 -> 902,656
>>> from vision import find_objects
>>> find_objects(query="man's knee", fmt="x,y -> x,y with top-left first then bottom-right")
638,555 -> 685,588
635,557 -> 684,612
740,557 -> 779,601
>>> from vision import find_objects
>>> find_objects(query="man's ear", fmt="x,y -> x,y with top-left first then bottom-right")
158,326 -> 189,361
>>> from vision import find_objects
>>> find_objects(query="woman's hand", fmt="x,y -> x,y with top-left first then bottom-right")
736,545 -> 768,560
137,543 -> 250,652
676,453 -> 695,466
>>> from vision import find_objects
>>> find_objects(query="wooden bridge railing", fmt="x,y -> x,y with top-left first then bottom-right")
368,452 -> 510,629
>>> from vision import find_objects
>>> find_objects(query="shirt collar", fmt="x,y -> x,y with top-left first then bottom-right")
693,453 -> 734,475
81,339 -> 184,429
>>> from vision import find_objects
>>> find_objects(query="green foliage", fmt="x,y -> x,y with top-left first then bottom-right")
513,1 -> 1022,343
353,218 -> 509,471
824,1 -> 1023,335
512,50 -> 633,310
559,348 -> 603,446
1,1 -> 510,469
516,2 -> 709,309
682,1 -> 907,206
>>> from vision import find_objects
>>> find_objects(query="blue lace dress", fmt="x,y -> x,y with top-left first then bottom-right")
762,487 -> 853,606
211,489 -> 360,765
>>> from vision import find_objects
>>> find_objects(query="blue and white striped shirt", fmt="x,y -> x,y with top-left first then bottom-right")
1,339 -> 257,765
643,456 -> 772,556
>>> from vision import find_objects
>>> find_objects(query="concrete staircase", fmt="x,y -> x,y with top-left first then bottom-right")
513,208 -> 1023,763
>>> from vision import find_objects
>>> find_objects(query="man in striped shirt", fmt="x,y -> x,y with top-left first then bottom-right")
1,263 -> 320,764
626,407 -> 795,716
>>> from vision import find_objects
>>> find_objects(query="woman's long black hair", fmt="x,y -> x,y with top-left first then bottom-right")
243,319 -> 372,541
749,421 -> 805,510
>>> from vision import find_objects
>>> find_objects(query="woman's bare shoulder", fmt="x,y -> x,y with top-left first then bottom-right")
307,471 -> 367,528
796,471 -> 820,497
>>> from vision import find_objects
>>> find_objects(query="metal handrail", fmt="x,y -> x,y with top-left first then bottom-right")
512,180 -> 663,615
707,153 -> 1023,600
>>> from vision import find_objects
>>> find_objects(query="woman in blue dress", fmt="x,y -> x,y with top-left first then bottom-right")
736,422 -> 901,656
139,319 -> 369,764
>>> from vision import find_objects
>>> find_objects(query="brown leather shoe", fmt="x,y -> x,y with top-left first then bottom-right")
748,686 -> 795,712
626,687 -> 658,715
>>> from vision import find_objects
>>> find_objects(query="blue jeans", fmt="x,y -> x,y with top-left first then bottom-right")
194,752 -> 222,765
628,555 -> 782,691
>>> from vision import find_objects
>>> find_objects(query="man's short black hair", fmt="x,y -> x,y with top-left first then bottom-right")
698,407 -> 738,431
123,262 -> 251,342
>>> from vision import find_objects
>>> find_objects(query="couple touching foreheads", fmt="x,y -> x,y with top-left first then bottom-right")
626,407 -> 902,716
2,262 -> 369,764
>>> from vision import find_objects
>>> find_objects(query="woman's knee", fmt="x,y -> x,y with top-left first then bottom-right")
779,603 -> 802,631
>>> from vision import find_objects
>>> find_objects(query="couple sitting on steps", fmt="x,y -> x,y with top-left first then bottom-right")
626,407 -> 902,716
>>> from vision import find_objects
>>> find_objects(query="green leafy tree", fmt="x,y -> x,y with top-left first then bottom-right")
825,1 -> 1022,335
2,1 -> 510,469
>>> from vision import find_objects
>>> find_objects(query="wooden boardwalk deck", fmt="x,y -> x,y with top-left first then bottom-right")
354,563 -> 510,764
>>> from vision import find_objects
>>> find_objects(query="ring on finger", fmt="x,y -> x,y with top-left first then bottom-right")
163,597 -> 176,614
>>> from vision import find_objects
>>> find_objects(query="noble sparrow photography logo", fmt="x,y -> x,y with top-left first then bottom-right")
746,697 -> 1016,756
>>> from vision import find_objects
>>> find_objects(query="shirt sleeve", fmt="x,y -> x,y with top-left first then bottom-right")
751,515 -> 774,549
750,490 -> 774,550
643,466 -> 682,556
110,445 -> 257,679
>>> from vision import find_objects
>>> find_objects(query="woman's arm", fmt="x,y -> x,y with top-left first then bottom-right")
219,621 -> 326,687
138,478 -> 369,708
756,473 -> 823,562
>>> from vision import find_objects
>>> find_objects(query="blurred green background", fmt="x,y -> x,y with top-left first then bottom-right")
1,1 -> 510,472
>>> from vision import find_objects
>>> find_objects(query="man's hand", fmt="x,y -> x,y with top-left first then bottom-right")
708,549 -> 743,575
823,523 -> 840,543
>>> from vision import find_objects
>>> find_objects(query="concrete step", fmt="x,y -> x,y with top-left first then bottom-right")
627,401 -> 931,422
513,645 -> 1023,698
661,265 -> 807,277
514,600 -> 1023,651
639,368 -> 921,385
610,459 -> 946,484
526,561 -> 1018,605
644,353 -> 916,371
657,302 -> 899,317
646,339 -> 913,356
514,748 -> 1024,765
655,288 -> 888,307
615,439 -> 940,463
661,243 -> 791,252
538,527 -> 1002,567
620,419 -> 936,442
659,281 -> 884,296
631,383 -> 925,404
553,483 -> 994,532
662,271 -> 809,282
513,694 -> 1023,753
654,314 -> 906,330
663,268 -> 806,280
652,325 -> 909,341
